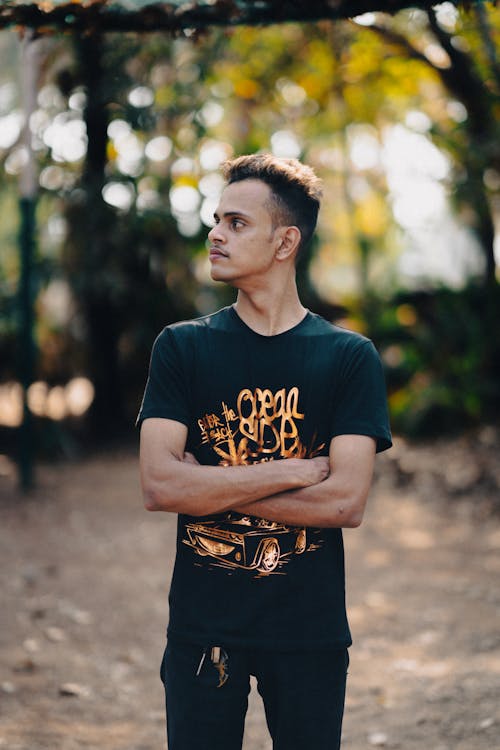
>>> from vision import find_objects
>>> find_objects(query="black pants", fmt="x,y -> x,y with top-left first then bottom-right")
161,640 -> 349,750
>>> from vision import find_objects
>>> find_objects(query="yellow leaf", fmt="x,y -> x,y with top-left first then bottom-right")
233,79 -> 260,99
106,142 -> 118,161
174,175 -> 198,188
355,193 -> 389,239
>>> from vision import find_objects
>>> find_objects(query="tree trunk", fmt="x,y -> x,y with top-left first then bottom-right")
17,31 -> 44,489
77,33 -> 126,438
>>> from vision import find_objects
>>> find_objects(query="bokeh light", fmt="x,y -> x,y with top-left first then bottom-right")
0,378 -> 95,427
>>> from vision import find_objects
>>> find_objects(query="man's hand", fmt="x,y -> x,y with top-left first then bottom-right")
286,456 -> 330,486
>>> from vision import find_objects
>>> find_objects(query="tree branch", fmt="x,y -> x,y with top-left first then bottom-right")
0,1 -> 494,33
426,8 -> 493,137
473,2 -> 500,95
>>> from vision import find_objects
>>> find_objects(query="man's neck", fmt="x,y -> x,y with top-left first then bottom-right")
234,286 -> 307,337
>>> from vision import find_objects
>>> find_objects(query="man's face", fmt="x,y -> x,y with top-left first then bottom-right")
207,179 -> 281,286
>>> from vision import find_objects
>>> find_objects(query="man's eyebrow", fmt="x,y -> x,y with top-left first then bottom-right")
213,210 -> 252,220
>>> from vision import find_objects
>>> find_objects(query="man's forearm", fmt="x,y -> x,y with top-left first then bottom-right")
142,456 -> 329,516
237,483 -> 364,529
234,485 -> 337,528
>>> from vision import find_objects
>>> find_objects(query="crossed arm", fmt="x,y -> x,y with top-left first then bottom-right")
139,417 -> 376,529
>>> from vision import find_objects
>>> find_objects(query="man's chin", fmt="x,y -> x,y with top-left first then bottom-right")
210,268 -> 235,285
210,269 -> 223,282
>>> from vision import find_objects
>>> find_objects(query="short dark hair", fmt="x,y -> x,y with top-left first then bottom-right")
221,153 -> 322,258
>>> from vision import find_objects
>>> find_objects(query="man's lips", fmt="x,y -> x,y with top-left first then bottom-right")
209,246 -> 228,260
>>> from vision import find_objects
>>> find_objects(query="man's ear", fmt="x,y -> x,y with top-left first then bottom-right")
275,226 -> 301,260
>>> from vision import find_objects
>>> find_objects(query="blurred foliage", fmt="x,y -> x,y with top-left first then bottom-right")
0,3 -> 499,454
365,282 -> 500,434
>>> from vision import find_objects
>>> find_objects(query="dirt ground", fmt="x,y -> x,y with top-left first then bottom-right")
0,430 -> 499,750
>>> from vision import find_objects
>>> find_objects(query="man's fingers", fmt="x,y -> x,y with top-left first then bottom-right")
312,456 -> 330,480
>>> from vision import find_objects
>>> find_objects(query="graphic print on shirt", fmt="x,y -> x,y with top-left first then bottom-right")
182,386 -> 325,576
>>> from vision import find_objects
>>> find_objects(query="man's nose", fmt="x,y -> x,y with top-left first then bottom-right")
208,223 -> 224,243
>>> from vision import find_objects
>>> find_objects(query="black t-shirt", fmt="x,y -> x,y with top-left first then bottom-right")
137,306 -> 392,650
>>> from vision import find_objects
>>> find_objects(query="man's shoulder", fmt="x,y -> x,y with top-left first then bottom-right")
158,306 -> 233,341
306,313 -> 371,350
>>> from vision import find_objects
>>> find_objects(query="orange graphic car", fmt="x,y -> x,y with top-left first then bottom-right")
183,516 -> 307,573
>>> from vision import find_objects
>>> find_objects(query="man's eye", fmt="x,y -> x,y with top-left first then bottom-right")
231,219 -> 243,229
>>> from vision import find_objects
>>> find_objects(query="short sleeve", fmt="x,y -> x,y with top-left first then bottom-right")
331,340 -> 392,453
136,328 -> 191,428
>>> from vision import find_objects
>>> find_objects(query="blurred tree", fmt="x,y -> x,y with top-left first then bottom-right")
368,283 -> 500,434
364,5 -> 499,286
1,4 -> 499,450
59,32 -> 211,435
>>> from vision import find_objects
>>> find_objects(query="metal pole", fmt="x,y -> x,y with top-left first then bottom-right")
17,30 -> 40,491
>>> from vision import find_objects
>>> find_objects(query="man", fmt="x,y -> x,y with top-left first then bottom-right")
137,153 -> 392,750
